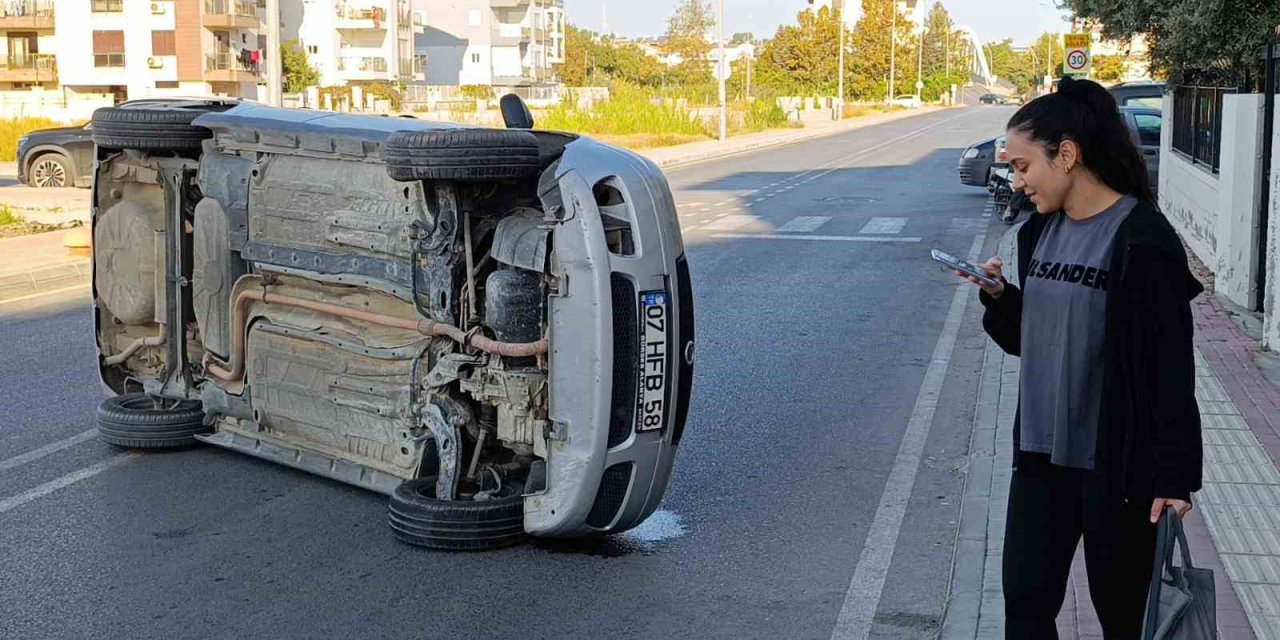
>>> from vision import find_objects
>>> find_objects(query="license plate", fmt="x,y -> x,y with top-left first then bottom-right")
636,290 -> 669,432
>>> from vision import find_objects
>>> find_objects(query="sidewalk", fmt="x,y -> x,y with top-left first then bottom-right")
0,229 -> 91,303
637,106 -> 950,169
942,224 -> 1274,640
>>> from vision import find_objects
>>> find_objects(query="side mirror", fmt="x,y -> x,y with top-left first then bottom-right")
499,93 -> 534,129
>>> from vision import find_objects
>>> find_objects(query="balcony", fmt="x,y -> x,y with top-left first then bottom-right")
336,56 -> 391,80
205,52 -> 260,83
0,0 -> 54,29
0,53 -> 55,82
492,24 -> 531,46
335,3 -> 388,30
90,0 -> 124,13
203,0 -> 260,29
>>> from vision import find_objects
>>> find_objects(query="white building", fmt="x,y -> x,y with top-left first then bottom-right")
415,0 -> 565,87
54,0 -> 264,103
282,0 -> 419,87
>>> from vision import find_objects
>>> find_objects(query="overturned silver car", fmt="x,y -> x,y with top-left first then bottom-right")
89,98 -> 694,550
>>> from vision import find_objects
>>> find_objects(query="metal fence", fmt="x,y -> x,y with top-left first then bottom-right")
1171,85 -> 1237,173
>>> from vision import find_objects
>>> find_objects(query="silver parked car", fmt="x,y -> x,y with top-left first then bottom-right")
88,97 -> 695,550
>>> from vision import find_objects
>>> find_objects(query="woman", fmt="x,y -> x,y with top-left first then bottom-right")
957,77 -> 1204,638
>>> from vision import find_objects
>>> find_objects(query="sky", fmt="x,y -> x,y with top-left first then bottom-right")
563,0 -> 1075,48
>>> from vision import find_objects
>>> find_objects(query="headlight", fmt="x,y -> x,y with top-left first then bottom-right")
962,147 -> 980,159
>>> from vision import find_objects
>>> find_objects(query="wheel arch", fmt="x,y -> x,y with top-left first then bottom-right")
23,145 -> 77,183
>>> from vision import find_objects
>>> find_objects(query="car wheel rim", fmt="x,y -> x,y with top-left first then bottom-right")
33,159 -> 66,188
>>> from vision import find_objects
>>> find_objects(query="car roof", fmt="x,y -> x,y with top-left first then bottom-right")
1119,105 -> 1161,116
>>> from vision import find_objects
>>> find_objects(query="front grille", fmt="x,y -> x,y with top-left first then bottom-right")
607,274 -> 637,448
586,462 -> 633,528
672,256 -> 694,446
958,168 -> 973,182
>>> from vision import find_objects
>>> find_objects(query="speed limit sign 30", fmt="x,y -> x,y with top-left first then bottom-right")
1063,33 -> 1091,76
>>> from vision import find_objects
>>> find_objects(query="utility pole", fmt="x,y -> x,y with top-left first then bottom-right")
888,4 -> 896,103
717,0 -> 726,141
265,0 -> 282,106
837,0 -> 845,116
915,22 -> 924,99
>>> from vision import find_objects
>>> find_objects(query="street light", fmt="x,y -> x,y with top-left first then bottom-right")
717,0 -> 726,142
888,4 -> 896,103
837,0 -> 845,116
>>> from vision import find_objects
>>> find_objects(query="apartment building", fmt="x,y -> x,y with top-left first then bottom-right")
416,0 -> 565,88
0,0 -> 57,92
282,0 -> 418,87
53,0 -> 264,103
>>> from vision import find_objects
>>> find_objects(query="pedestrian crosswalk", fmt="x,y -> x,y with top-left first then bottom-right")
858,217 -> 908,235
776,216 -> 831,233
677,205 -> 988,244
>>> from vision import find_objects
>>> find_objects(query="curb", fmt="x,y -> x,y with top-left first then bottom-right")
0,259 -> 91,303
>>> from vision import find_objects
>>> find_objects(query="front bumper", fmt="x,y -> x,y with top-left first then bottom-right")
525,137 -> 693,538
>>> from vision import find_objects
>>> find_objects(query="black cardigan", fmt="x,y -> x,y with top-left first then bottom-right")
979,199 -> 1205,502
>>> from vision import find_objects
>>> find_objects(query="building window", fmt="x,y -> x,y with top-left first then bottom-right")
156,81 -> 179,89
308,45 -> 318,55
93,31 -> 126,67
471,53 -> 480,64
91,0 -> 125,12
152,31 -> 176,56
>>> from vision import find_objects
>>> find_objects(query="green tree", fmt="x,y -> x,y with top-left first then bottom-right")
848,0 -> 916,101
1059,0 -> 1280,82
1092,54 -> 1127,83
281,39 -> 320,93
730,32 -> 757,45
754,6 -> 842,95
1028,32 -> 1066,83
665,0 -> 716,83
918,2 -> 967,101
560,24 -> 594,86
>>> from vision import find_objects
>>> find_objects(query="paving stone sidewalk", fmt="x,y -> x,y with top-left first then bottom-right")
941,224 -> 1269,639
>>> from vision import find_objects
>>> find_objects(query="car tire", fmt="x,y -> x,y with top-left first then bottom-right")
96,393 -> 208,449
383,129 -> 541,182
28,153 -> 71,188
387,476 -> 527,551
91,106 -> 217,151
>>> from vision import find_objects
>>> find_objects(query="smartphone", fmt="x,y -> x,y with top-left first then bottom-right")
931,249 -> 999,288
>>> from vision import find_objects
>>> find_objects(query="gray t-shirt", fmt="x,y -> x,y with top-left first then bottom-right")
1019,196 -> 1136,469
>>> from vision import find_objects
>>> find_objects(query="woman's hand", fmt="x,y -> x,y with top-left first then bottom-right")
1150,498 -> 1193,523
957,256 -> 1006,298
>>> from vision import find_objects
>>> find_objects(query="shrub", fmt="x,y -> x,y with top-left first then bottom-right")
0,116 -> 65,161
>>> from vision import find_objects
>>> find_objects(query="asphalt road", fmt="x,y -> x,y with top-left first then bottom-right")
0,106 -> 1018,640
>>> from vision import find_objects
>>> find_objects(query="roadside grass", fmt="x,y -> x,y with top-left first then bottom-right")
0,205 -> 20,227
541,84 -> 793,150
0,116 -> 65,161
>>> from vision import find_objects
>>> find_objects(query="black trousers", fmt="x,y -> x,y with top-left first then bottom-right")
1003,453 -> 1157,639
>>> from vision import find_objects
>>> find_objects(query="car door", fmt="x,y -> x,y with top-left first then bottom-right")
68,125 -> 96,185
1131,112 -> 1162,190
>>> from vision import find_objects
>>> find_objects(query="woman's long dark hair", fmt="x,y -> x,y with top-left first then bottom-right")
1007,76 -> 1154,203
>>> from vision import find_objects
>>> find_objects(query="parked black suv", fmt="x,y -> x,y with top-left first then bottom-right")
17,97 -> 242,188
16,122 -> 93,188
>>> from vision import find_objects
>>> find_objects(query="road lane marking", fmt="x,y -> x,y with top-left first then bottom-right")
830,231 -> 986,640
712,233 -> 921,243
0,429 -> 98,473
0,453 -> 137,515
705,215 -> 759,231
858,217 -> 908,235
776,216 -> 831,233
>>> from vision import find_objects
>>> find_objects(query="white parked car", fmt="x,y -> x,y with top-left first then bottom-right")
892,94 -> 923,109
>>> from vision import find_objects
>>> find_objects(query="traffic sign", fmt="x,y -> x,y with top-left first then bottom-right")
714,56 -> 732,81
1063,33 -> 1091,76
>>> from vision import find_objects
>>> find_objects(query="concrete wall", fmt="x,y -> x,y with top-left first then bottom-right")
1160,93 -> 1265,309
1265,104 -> 1280,351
